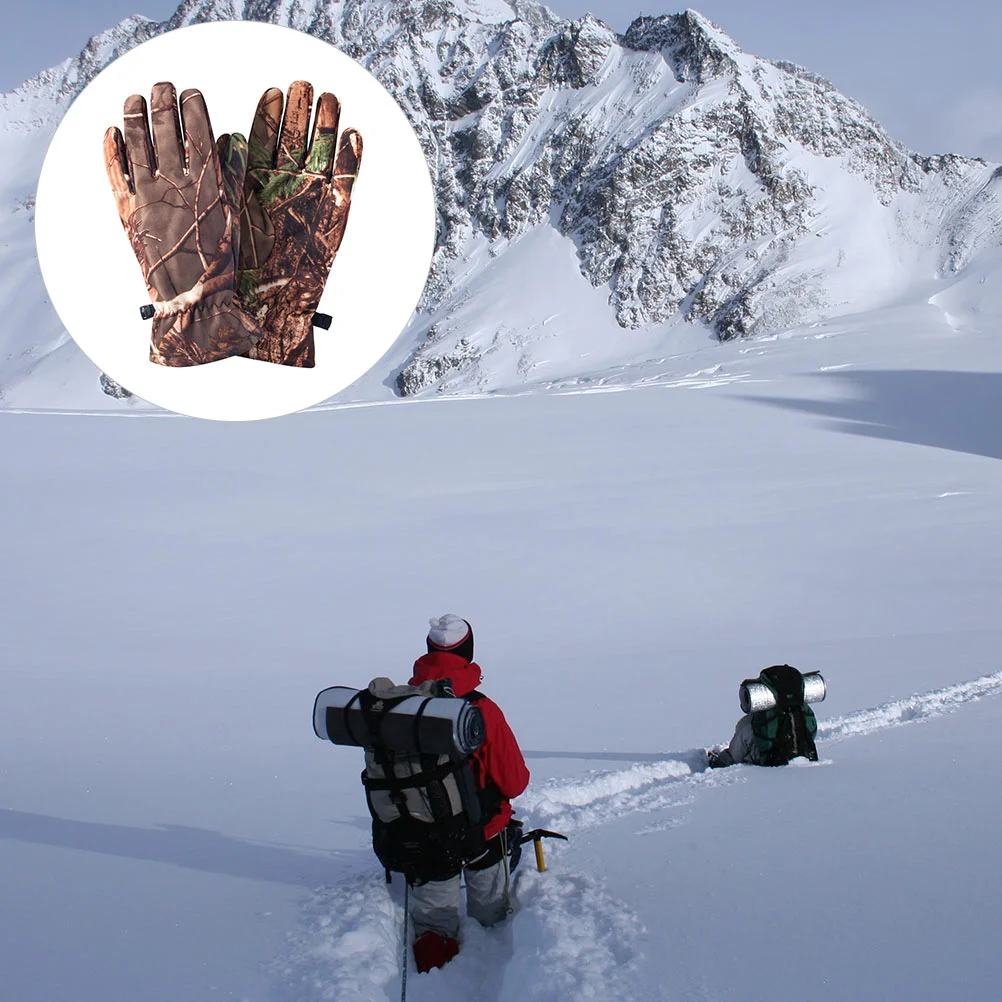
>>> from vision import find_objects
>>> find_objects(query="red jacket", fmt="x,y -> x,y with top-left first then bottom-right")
410,651 -> 530,841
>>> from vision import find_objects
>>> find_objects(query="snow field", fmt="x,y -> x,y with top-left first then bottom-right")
4,302 -> 1002,999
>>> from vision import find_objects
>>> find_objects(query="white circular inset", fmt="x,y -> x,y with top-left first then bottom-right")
36,22 -> 435,421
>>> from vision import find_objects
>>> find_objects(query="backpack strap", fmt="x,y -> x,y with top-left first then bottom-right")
357,688 -> 416,818
410,695 -> 434,755
462,691 -> 504,821
338,688 -> 366,747
363,757 -> 458,792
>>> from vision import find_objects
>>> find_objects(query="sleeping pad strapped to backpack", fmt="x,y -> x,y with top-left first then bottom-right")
750,665 -> 819,766
355,683 -> 503,883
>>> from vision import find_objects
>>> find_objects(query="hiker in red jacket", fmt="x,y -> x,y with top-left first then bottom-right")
407,614 -> 530,973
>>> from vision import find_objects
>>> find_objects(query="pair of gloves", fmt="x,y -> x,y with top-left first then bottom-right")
103,81 -> 362,368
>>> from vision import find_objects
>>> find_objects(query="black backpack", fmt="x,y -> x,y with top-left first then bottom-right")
356,685 -> 502,883
750,665 -> 819,766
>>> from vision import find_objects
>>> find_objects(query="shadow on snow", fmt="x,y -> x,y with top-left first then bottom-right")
740,369 -> 1002,459
0,809 -> 363,886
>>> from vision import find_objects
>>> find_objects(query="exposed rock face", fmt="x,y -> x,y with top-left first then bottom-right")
98,373 -> 132,399
2,0 -> 999,400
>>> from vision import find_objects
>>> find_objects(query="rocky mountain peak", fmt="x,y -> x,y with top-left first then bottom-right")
537,14 -> 618,89
622,8 -> 740,84
1,0 -> 999,403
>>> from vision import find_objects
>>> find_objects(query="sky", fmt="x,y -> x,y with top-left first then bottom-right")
0,0 -> 1000,162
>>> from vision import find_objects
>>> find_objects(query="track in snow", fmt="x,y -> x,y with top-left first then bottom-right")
276,866 -> 646,1002
519,670 -> 1002,833
282,671 -> 1002,999
817,670 -> 1002,742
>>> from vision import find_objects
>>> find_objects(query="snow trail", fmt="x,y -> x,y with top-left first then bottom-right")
818,670 -> 1002,741
519,670 -> 1002,833
279,865 -> 646,1002
517,754 -> 730,833
501,865 -> 647,1002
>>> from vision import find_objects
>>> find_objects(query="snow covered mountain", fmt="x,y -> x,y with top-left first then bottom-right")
0,0 -> 1000,407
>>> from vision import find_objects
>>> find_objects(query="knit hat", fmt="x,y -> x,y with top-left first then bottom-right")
427,614 -> 474,662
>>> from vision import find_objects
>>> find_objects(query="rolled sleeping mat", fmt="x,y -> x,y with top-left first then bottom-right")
739,671 -> 827,714
313,686 -> 485,758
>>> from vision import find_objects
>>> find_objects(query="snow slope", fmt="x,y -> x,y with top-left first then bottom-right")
3,303 -> 1002,1000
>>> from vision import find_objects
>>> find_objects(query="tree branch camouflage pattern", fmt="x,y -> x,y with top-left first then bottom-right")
239,81 -> 363,368
104,83 -> 264,367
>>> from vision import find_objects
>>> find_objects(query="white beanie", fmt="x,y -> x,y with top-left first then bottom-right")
427,614 -> 471,650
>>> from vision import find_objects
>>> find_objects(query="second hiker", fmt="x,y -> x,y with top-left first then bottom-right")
708,664 -> 823,768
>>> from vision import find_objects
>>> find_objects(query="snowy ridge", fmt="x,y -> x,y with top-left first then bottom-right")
518,670 -> 1002,833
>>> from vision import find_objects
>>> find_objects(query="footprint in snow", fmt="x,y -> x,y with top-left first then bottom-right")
273,863 -> 647,1002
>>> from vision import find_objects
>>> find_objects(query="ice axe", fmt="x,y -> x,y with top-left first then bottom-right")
518,828 -> 568,872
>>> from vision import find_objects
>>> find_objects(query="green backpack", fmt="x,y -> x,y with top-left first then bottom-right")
750,665 -> 819,766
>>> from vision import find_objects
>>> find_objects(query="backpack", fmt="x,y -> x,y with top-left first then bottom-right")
749,665 -> 819,766
356,682 -> 502,883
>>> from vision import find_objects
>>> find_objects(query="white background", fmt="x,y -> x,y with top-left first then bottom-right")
35,21 -> 435,421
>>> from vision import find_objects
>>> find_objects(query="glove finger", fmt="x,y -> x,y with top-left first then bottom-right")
276,79 -> 313,172
248,87 -> 283,172
122,93 -> 156,191
332,128 -> 363,199
103,126 -> 133,228
179,87 -> 216,181
238,184 -> 275,271
149,82 -> 185,178
216,132 -> 248,211
305,92 -> 340,178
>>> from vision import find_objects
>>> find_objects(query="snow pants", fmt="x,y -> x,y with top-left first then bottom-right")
409,858 -> 510,939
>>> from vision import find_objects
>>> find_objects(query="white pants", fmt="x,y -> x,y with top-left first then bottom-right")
409,858 -> 509,938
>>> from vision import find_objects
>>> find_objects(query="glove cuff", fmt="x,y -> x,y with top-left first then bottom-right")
247,312 -> 317,368
149,292 -> 263,367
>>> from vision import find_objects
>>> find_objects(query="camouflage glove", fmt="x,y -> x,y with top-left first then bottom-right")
239,80 -> 363,368
104,82 -> 264,366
